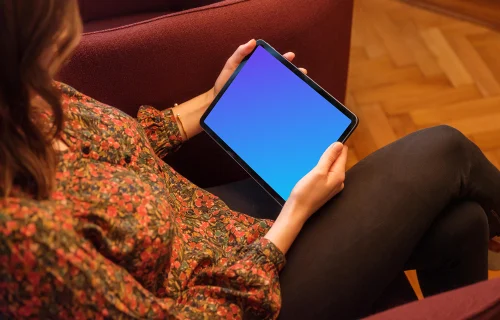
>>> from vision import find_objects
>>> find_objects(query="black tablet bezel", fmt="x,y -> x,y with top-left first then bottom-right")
200,39 -> 359,206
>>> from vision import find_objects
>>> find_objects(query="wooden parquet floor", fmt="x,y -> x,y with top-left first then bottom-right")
346,0 -> 500,299
401,0 -> 500,32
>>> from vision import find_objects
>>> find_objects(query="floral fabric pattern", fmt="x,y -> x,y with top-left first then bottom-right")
0,83 -> 285,319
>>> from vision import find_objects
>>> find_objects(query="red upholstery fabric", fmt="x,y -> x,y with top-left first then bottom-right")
78,0 -> 222,22
367,278 -> 500,320
59,0 -> 354,186
167,0 -> 225,11
78,0 -> 169,22
83,12 -> 170,33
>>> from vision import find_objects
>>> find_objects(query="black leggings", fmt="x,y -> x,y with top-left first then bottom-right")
207,126 -> 500,319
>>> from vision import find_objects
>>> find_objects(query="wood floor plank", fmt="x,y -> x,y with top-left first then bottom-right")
445,32 -> 500,96
348,57 -> 423,91
420,27 -> 474,87
345,94 -> 379,160
489,270 -> 500,280
485,151 -> 500,169
405,270 -> 424,300
439,21 -> 489,36
389,114 -> 420,137
472,130 -> 500,151
353,76 -> 450,107
354,5 -> 388,59
410,96 -> 500,125
446,112 -> 500,135
349,47 -> 370,62
360,104 -> 398,148
374,12 -> 416,67
382,83 -> 481,115
350,14 -> 365,48
468,33 -> 500,86
346,148 -> 359,171
354,78 -> 482,116
400,4 -> 450,29
399,20 -> 444,77
401,0 -> 500,32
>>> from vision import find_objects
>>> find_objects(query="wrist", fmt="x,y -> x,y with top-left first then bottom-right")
173,89 -> 214,139
280,198 -> 310,227
205,87 -> 216,104
265,200 -> 306,254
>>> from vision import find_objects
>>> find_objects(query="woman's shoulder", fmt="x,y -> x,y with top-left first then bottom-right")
56,81 -> 98,106
1,196 -> 61,224
55,82 -> 132,122
0,196 -> 76,245
55,81 -> 83,97
1,197 -> 53,236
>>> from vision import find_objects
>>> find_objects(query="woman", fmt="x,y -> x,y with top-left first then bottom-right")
1,1 -> 500,319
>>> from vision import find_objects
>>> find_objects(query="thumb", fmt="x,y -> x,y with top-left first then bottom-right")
226,39 -> 256,69
316,142 -> 343,172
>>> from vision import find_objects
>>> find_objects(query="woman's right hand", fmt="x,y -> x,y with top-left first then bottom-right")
264,142 -> 348,254
286,142 -> 348,224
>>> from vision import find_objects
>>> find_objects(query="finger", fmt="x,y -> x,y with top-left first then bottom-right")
330,146 -> 348,174
298,67 -> 308,75
283,52 -> 295,61
225,39 -> 256,69
316,142 -> 343,172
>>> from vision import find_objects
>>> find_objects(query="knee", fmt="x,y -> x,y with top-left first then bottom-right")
450,202 -> 489,244
428,125 -> 469,151
419,125 -> 472,162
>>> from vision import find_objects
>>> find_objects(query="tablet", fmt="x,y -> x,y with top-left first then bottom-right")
201,40 -> 358,206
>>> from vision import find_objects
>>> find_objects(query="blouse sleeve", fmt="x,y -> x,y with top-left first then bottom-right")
137,106 -> 184,158
1,212 -> 286,319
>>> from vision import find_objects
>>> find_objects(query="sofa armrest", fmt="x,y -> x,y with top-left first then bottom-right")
366,278 -> 500,320
78,0 -> 223,22
59,0 -> 354,187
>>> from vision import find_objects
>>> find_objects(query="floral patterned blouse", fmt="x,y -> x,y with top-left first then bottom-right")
0,83 -> 286,319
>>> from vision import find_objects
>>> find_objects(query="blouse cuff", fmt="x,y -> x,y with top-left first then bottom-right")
137,106 -> 184,158
248,238 -> 287,272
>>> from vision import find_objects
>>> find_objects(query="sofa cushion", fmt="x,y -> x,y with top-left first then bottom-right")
168,0 -> 225,11
83,12 -> 170,33
78,0 -> 223,23
78,0 -> 168,22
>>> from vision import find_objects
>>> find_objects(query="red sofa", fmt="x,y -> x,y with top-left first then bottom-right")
58,1 -> 500,318
58,0 -> 354,187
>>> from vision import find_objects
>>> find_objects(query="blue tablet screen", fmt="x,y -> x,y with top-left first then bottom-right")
204,46 -> 352,201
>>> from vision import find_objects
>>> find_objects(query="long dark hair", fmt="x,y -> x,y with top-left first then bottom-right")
0,0 -> 82,199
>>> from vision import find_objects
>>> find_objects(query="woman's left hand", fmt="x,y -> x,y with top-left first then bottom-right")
211,39 -> 308,100
172,40 -> 307,141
